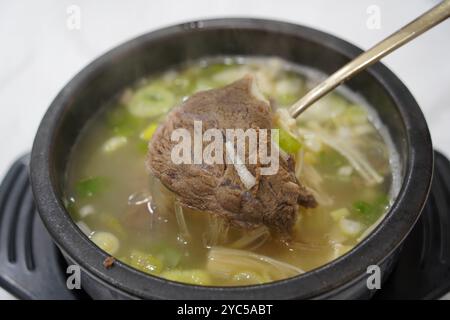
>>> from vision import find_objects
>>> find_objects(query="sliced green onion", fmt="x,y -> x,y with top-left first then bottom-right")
129,250 -> 163,275
156,246 -> 182,268
75,177 -> 108,198
231,271 -> 269,285
353,200 -> 372,215
275,128 -> 302,154
90,231 -> 120,255
139,123 -> 159,141
161,269 -> 212,285
127,83 -> 175,118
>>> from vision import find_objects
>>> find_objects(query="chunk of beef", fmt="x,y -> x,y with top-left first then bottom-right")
147,76 -> 316,234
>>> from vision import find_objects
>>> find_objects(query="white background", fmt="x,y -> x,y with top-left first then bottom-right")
0,0 -> 449,299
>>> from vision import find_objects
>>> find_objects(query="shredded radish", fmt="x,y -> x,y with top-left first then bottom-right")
175,201 -> 191,240
231,226 -> 270,250
225,141 -> 256,189
208,247 -> 305,280
275,109 -> 298,136
249,75 -> 270,104
298,128 -> 383,185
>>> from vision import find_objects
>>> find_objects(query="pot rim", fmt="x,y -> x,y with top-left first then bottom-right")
30,18 -> 433,299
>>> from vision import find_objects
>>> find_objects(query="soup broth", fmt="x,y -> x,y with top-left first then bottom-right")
65,57 -> 398,286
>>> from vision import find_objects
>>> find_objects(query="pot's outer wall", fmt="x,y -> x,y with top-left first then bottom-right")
30,19 -> 433,299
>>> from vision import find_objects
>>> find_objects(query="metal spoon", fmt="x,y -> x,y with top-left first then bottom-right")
289,0 -> 450,118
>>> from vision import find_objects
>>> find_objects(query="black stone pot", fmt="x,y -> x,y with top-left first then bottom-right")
30,18 -> 433,299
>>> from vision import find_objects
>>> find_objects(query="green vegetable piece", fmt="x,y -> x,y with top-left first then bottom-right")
75,177 -> 108,198
139,123 -> 159,141
127,83 -> 175,118
352,194 -> 389,225
156,246 -> 182,268
318,150 -> 346,169
106,106 -> 143,137
232,271 -> 269,285
161,269 -> 212,285
353,200 -> 372,215
129,250 -> 163,275
275,128 -> 302,154
277,93 -> 299,106
90,231 -> 120,255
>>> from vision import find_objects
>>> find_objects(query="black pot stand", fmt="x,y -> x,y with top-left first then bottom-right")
374,150 -> 450,299
0,152 -> 449,300
0,154 -> 88,300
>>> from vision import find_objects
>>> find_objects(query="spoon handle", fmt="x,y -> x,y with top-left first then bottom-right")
289,0 -> 450,118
